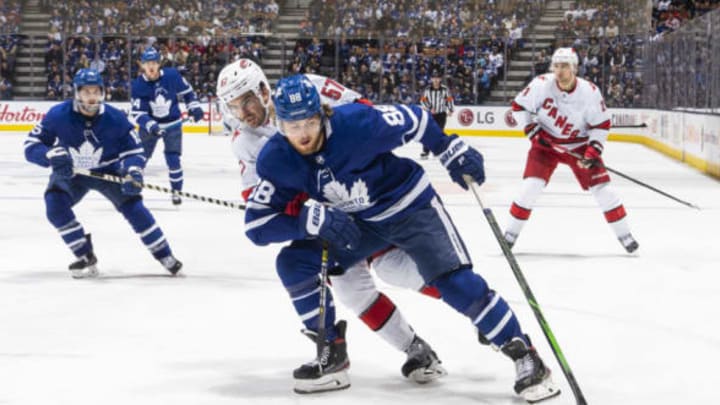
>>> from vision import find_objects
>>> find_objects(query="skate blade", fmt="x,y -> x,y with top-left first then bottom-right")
70,265 -> 99,279
407,361 -> 448,384
294,370 -> 351,394
520,375 -> 561,403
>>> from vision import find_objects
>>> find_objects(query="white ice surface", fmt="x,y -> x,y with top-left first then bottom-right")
1,132 -> 718,405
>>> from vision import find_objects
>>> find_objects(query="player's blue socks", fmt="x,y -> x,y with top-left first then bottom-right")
284,276 -> 338,342
165,152 -> 183,191
432,268 -> 526,347
45,190 -> 90,257
276,244 -> 338,342
118,198 -> 172,260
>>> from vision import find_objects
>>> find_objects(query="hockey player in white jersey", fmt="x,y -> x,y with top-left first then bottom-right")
216,59 -> 446,391
505,47 -> 639,253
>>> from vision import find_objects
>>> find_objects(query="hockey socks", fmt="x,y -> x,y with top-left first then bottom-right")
432,268 -> 525,347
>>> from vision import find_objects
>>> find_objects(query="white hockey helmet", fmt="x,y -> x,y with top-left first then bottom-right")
551,47 -> 579,67
216,58 -> 271,124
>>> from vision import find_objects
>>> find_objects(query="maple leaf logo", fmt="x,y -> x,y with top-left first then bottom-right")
69,141 -> 103,169
149,93 -> 172,118
322,179 -> 374,212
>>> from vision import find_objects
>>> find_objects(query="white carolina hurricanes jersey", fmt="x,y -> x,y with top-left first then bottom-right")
512,73 -> 611,150
229,75 -> 363,198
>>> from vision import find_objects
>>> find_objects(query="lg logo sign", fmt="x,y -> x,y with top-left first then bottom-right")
457,108 -> 495,126
458,108 -> 474,126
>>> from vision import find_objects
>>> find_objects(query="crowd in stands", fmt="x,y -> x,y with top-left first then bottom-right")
1,0 -> 718,105
290,0 -> 544,104
0,1 -> 21,100
44,0 -> 278,101
652,0 -> 720,38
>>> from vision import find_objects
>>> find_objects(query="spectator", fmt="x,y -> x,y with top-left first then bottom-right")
0,74 -> 12,99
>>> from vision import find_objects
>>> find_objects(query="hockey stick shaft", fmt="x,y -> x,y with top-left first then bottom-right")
316,241 -> 330,371
464,176 -> 588,405
612,123 -> 647,128
549,143 -> 700,210
73,168 -> 246,210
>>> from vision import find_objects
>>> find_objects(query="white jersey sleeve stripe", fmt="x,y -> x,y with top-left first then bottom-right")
245,212 -> 280,232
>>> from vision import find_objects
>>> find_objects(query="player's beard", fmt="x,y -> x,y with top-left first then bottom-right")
291,128 -> 325,155
243,107 -> 266,128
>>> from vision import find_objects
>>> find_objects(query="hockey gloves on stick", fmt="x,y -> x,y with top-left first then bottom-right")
439,135 -> 485,190
46,146 -> 74,179
526,123 -> 553,148
189,107 -> 204,123
149,122 -> 166,137
121,166 -> 144,195
578,141 -> 603,169
300,200 -> 361,250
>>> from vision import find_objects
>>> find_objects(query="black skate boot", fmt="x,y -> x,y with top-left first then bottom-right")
501,336 -> 560,403
293,320 -> 351,394
618,233 -> 639,253
159,255 -> 183,275
171,194 -> 182,206
401,335 -> 447,383
69,234 -> 99,279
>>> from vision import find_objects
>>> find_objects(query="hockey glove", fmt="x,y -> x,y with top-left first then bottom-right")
526,123 -> 553,148
299,200 -> 361,250
121,166 -> 144,195
578,141 -> 603,169
189,107 -> 204,123
46,146 -> 74,179
149,122 -> 166,137
439,136 -> 485,190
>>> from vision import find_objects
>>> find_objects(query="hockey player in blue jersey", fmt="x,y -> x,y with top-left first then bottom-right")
244,75 -> 560,403
130,47 -> 204,205
24,68 -> 182,278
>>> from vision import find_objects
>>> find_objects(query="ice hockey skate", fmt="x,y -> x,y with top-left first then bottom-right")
401,335 -> 447,383
160,255 -> 183,275
501,336 -> 560,403
619,233 -> 639,253
68,234 -> 99,279
293,320 -> 350,394
171,195 -> 182,206
69,251 -> 99,279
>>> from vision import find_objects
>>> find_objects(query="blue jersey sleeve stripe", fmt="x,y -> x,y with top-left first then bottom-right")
118,148 -> 144,159
414,108 -> 430,143
247,200 -> 273,210
399,105 -> 419,144
366,173 -> 431,222
245,212 -> 281,232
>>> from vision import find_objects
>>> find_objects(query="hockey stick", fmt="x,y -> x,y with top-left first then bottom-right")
316,241 -> 330,371
156,116 -> 193,131
464,176 -> 588,405
547,143 -> 701,210
73,168 -> 246,210
612,123 -> 647,128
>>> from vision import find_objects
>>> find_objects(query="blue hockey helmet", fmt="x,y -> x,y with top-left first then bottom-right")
141,47 -> 161,63
273,75 -> 321,122
73,68 -> 104,114
73,68 -> 104,89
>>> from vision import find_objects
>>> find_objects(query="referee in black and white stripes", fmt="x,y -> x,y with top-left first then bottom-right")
419,71 -> 455,159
